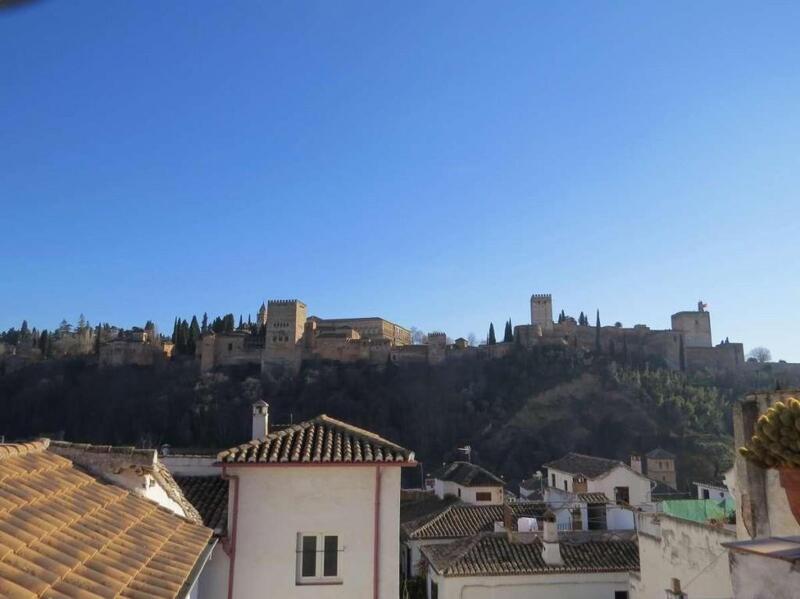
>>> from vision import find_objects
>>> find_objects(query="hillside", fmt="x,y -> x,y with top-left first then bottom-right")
1,345 -> 796,489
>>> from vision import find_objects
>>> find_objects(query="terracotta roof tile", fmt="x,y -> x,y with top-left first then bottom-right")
174,476 -> 228,532
422,532 -> 639,576
0,441 -> 212,598
543,453 -> 625,478
217,414 -> 414,464
404,502 -> 547,539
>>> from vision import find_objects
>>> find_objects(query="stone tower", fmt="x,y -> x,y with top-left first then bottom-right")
262,300 -> 307,369
671,309 -> 711,348
530,294 -> 554,332
257,302 -> 267,327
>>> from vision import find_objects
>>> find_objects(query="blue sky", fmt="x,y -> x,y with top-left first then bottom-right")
2,2 -> 799,361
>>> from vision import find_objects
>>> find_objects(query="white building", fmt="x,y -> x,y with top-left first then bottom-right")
631,511 -> 735,599
694,481 -> 732,502
421,514 -> 638,599
543,453 -> 653,531
196,403 -> 416,599
429,461 -> 505,505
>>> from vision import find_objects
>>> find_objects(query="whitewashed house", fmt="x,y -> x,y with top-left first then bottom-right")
195,401 -> 416,599
428,461 -> 505,505
631,510 -> 735,599
543,453 -> 653,531
421,513 -> 638,599
694,481 -> 732,501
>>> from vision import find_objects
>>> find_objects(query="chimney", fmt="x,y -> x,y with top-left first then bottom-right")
631,454 -> 643,474
541,510 -> 563,566
252,400 -> 269,439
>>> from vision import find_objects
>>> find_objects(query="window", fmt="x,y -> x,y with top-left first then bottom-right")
475,491 -> 492,502
564,480 -> 568,491
430,580 -> 439,599
614,592 -> 629,599
551,474 -> 556,487
702,489 -> 710,500
614,486 -> 630,504
457,488 -> 461,498
227,343 -> 233,351
297,533 -> 340,584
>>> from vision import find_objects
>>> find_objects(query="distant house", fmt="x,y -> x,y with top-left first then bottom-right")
428,461 -> 505,505
401,500 -> 546,578
0,439 -> 213,598
543,452 -> 653,531
694,481 -> 732,502
644,448 -> 677,489
519,474 -> 544,500
421,514 -> 638,599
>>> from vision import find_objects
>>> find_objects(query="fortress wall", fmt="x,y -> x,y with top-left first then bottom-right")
685,343 -> 744,372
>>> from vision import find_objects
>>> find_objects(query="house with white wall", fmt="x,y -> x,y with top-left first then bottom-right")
199,402 -> 415,599
631,510 -> 735,599
421,513 -> 638,599
543,453 -> 653,532
429,461 -> 505,505
694,481 -> 732,502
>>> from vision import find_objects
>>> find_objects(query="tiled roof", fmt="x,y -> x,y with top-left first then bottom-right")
543,453 -> 624,478
175,476 -> 228,532
577,492 -> 609,504
430,462 -> 504,487
0,440 -> 212,598
422,532 -> 639,577
646,448 -> 676,459
404,502 -> 546,540
217,414 -> 414,464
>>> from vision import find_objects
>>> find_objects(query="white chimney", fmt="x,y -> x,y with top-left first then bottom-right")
541,511 -> 563,566
252,400 -> 269,439
631,454 -> 643,474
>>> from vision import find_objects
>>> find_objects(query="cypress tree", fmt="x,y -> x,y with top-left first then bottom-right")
503,319 -> 513,343
94,324 -> 101,355
488,323 -> 497,345
223,314 -> 235,333
171,318 -> 179,344
595,310 -> 601,352
201,312 -> 209,333
188,316 -> 201,354
238,314 -> 243,330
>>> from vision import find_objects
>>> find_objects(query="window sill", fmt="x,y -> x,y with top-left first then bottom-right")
296,579 -> 343,586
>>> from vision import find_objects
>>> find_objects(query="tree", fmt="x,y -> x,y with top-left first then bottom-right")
38,329 -> 50,357
223,314 -> 235,333
748,347 -> 772,363
94,325 -> 102,355
467,333 -> 477,347
201,313 -> 209,333
614,321 -> 622,328
58,319 -> 72,337
578,312 -> 586,326
188,316 -> 201,354
503,319 -> 513,343
20,320 -> 30,339
410,327 -> 427,345
238,315 -> 244,330
77,314 -> 88,333
595,310 -> 601,352
488,323 -> 496,345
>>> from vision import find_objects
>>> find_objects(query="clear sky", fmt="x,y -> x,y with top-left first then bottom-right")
2,2 -> 799,361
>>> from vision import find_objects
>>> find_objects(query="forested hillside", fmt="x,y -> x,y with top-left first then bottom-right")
1,346 -> 795,488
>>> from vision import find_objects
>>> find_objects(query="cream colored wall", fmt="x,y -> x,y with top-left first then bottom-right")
227,465 -> 401,599
197,544 -> 229,599
728,551 -> 800,599
548,466 -> 651,505
433,479 -> 503,505
161,455 -> 218,476
429,568 -> 630,599
589,466 -> 652,505
632,513 -> 733,599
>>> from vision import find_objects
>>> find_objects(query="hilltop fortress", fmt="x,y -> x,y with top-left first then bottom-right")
515,294 -> 744,372
195,294 -> 745,375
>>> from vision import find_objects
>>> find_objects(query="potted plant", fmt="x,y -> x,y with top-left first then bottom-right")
739,397 -> 800,523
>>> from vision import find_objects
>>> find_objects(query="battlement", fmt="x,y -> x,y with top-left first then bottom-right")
267,299 -> 307,308
428,332 -> 447,338
531,294 -> 552,301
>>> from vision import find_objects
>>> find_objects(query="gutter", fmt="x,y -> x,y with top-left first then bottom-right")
221,464 -> 240,599
373,465 -> 382,599
177,537 -> 217,598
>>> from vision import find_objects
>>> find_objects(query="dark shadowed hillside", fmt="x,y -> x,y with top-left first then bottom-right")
1,346 -> 795,489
